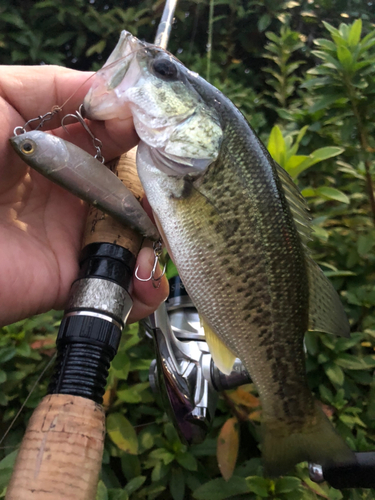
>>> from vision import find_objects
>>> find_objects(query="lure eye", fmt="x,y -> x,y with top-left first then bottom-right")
20,140 -> 35,155
151,56 -> 178,80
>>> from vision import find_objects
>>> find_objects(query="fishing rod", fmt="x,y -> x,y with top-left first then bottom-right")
5,2 -> 177,498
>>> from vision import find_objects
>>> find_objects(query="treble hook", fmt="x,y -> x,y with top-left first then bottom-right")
61,104 -> 104,163
13,106 -> 62,136
135,240 -> 167,289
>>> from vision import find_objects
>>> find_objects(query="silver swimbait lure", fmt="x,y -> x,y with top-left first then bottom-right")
10,130 -> 159,241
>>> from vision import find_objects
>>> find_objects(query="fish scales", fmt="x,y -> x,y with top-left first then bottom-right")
83,30 -> 355,476
141,90 -> 313,426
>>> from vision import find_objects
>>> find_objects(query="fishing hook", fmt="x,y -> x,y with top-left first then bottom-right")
13,106 -> 62,136
61,104 -> 105,163
135,240 -> 166,289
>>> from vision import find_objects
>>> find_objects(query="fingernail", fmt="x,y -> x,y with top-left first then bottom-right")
135,247 -> 154,280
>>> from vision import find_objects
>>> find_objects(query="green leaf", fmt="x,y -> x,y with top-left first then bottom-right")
324,362 -> 345,386
309,94 -> 346,113
108,490 -> 129,500
175,451 -> 198,471
117,388 -> 142,403
0,347 -> 16,364
164,422 -> 181,447
96,480 -> 109,500
117,383 -> 150,404
111,350 -> 130,380
0,450 -> 18,470
323,21 -> 341,37
149,448 -> 175,465
258,13 -> 271,32
121,454 -> 141,481
267,125 -> 286,166
284,155 -> 309,175
86,39 -> 106,57
336,354 -> 375,370
301,188 -> 316,197
309,146 -> 344,162
305,332 -> 319,356
166,259 -> 178,279
139,430 -> 154,452
246,476 -> 270,497
274,476 -> 301,494
357,234 -> 375,256
170,468 -> 185,500
124,476 -> 146,495
348,19 -> 362,47
107,413 -> 138,454
193,477 -> 250,500
289,147 -> 344,178
1,12 -> 26,29
315,187 -> 350,204
151,461 -> 170,481
337,45 -> 353,69
302,477 -> 330,497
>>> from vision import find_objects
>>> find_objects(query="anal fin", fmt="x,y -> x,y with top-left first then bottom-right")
201,317 -> 236,375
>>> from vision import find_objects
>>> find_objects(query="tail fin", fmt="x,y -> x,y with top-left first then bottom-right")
262,403 -> 356,477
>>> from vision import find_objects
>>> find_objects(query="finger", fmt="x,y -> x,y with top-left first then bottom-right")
1,65 -> 139,161
51,116 -> 139,163
127,246 -> 169,323
0,65 -> 95,127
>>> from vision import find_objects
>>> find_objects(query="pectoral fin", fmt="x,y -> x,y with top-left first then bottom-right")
201,318 -> 236,375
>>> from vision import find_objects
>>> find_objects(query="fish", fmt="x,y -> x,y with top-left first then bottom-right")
10,130 -> 159,241
83,30 -> 356,476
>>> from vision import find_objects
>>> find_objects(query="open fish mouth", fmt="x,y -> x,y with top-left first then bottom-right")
83,31 -> 146,121
83,30 -> 223,174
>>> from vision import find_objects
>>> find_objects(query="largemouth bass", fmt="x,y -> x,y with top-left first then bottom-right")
10,130 -> 159,241
83,31 -> 355,476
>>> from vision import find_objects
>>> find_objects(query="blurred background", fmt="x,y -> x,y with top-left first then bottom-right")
0,1 -> 375,498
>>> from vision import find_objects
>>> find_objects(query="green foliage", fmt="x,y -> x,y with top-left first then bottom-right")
1,2 -> 375,500
267,124 -> 345,180
263,26 -> 305,109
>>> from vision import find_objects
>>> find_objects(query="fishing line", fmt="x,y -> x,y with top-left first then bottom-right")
57,47 -> 150,111
0,354 -> 56,448
15,43 -> 183,138
206,0 -> 215,82
58,43 -> 184,112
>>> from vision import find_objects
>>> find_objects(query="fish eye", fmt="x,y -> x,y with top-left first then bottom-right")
20,140 -> 35,155
151,56 -> 178,80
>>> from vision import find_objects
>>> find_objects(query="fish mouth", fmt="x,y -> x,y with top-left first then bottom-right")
83,30 -> 144,121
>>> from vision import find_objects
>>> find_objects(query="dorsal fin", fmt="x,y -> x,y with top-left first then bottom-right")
274,162 -> 313,247
275,163 -> 350,337
306,257 -> 350,337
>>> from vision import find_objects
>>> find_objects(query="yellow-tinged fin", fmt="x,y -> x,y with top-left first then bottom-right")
201,317 -> 236,375
306,257 -> 350,337
262,402 -> 356,477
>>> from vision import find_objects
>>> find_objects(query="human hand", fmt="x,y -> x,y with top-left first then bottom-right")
0,65 -> 168,327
